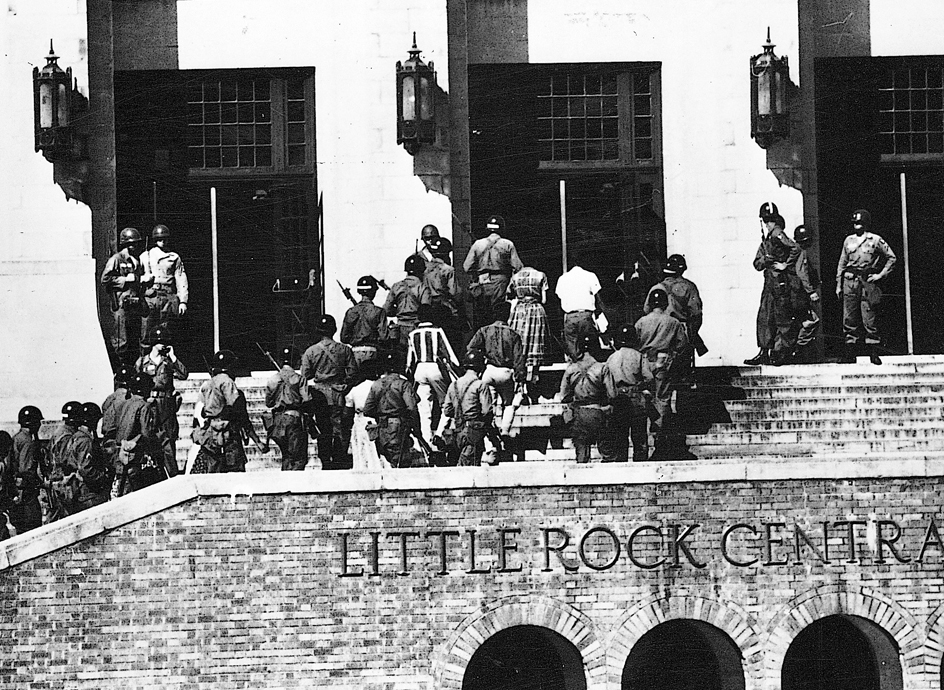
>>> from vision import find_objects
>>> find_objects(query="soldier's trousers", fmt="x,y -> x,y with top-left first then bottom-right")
9,497 -> 42,535
193,432 -> 246,474
272,411 -> 308,471
563,310 -> 598,361
141,289 -> 179,349
842,275 -> 882,345
572,406 -> 608,464
470,277 -> 510,331
756,271 -> 802,354
601,397 -> 649,462
152,395 -> 180,477
309,393 -> 352,470
110,306 -> 141,368
456,419 -> 488,466
376,416 -> 413,468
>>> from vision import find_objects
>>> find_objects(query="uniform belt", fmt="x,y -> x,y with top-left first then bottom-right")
565,309 -> 593,314
278,409 -> 303,418
478,269 -> 510,276
352,345 -> 378,351
150,390 -> 172,398
843,267 -> 874,278
150,283 -> 174,292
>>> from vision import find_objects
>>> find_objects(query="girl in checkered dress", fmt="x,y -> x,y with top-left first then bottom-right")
508,267 -> 549,384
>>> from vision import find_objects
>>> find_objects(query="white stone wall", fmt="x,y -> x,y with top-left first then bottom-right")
176,0 -> 452,325
528,0 -> 803,366
0,1 -> 112,426
872,1 -> 944,55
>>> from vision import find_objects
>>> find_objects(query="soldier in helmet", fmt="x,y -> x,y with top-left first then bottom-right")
442,350 -> 494,467
45,401 -> 83,522
113,372 -> 166,494
412,224 -> 441,267
101,227 -> 146,369
836,209 -> 897,365
793,224 -> 822,363
603,325 -> 651,462
746,203 -> 801,366
135,327 -> 188,477
140,224 -> 189,350
0,431 -> 15,539
384,255 -> 427,356
265,346 -> 308,471
559,334 -> 609,464
10,406 -> 44,534
364,350 -> 423,469
67,403 -> 111,512
340,275 -> 389,372
463,214 -> 524,331
422,237 -> 463,348
646,253 -> 703,382
301,315 -> 357,470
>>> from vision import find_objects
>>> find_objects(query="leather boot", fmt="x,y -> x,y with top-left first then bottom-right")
744,348 -> 769,366
838,343 -> 857,364
869,345 -> 882,365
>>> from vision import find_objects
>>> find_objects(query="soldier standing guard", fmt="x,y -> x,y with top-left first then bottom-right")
646,254 -> 703,381
140,224 -> 188,349
364,352 -> 423,469
463,215 -> 524,331
793,225 -> 822,363
340,276 -> 389,371
836,209 -> 897,365
265,346 -> 309,471
135,327 -> 188,478
10,406 -> 45,535
603,326 -> 651,462
101,227 -> 146,369
300,315 -> 357,470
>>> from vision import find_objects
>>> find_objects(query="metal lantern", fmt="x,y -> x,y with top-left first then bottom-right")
750,28 -> 791,149
32,40 -> 77,161
396,33 -> 437,154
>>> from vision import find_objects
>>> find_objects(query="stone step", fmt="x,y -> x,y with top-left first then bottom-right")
741,384 -> 944,400
689,427 -> 944,445
731,374 -> 944,388
708,418 -> 944,433
687,438 -> 944,458
723,395 -> 944,411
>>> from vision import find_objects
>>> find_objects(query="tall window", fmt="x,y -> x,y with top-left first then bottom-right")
878,65 -> 944,159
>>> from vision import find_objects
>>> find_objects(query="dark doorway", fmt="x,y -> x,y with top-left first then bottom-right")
621,620 -> 745,690
462,624 -> 587,690
782,614 -> 901,690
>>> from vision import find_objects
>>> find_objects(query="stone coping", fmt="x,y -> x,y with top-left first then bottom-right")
2,454 -> 944,571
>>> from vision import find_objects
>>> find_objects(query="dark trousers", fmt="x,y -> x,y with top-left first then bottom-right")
572,406 -> 608,464
309,391 -> 352,469
470,277 -> 510,331
272,412 -> 308,471
601,397 -> 649,462
563,311 -> 598,361
756,271 -> 802,354
109,306 -> 141,369
456,419 -> 488,466
376,417 -> 413,468
194,432 -> 246,474
842,275 -> 882,345
141,291 -> 179,351
9,497 -> 42,534
152,395 -> 180,477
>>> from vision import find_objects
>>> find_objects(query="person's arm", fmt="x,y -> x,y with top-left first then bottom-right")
403,382 -> 423,440
507,242 -> 524,274
836,239 -> 849,296
870,238 -> 897,281
467,328 -> 485,357
342,347 -> 358,390
169,349 -> 189,379
462,243 -> 478,273
753,243 -> 768,272
687,283 -> 704,334
264,374 -> 281,409
439,328 -> 460,366
363,383 -> 380,420
478,381 -> 494,417
339,308 -> 356,344
175,255 -> 189,314
376,307 -> 390,341
559,367 -> 575,403
779,232 -> 801,267
442,383 -> 457,419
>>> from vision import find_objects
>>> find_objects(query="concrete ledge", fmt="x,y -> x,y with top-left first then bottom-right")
2,454 -> 944,571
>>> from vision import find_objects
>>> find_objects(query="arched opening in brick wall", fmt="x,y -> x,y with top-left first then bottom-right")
461,624 -> 587,690
781,614 -> 902,690
621,619 -> 745,690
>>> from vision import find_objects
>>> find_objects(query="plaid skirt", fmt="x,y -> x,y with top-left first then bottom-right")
509,299 -> 548,368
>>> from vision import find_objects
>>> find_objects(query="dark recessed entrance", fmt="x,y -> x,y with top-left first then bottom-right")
462,624 -> 587,690
621,619 -> 745,690
782,614 -> 902,690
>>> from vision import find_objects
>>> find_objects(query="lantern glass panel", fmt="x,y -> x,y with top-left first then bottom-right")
40,82 -> 54,128
757,70 -> 772,116
57,83 -> 69,127
419,76 -> 431,121
402,75 -> 416,121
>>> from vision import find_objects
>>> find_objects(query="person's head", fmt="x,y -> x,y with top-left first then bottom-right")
648,287 -> 669,311
664,254 -> 687,276
766,213 -> 785,231
852,209 -> 871,235
463,350 -> 487,375
416,303 -> 435,323
114,365 -> 133,390
794,224 -> 812,247
380,349 -> 405,375
210,350 -> 238,375
494,301 -> 511,323
612,325 -> 640,350
129,373 -> 154,397
356,275 -> 379,299
61,400 -> 82,426
118,227 -> 144,255
427,237 -> 452,259
149,326 -> 172,355
278,346 -> 296,367
404,254 -> 425,277
151,224 -> 171,249
17,405 -> 43,432
315,314 -> 337,338
759,201 -> 779,223
80,402 -> 103,432
420,224 -> 440,245
476,214 -> 504,239
577,334 -> 597,358
360,356 -> 382,381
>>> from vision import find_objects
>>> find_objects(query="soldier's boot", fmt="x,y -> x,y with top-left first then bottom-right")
838,343 -> 857,364
869,344 -> 882,366
768,349 -> 786,367
743,349 -> 769,366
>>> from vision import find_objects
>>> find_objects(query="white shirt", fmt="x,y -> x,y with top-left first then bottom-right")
555,266 -> 601,313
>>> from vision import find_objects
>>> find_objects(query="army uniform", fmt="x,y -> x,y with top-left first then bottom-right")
752,219 -> 801,363
10,426 -> 43,534
192,369 -> 250,475
300,334 -> 357,470
443,364 -> 494,467
113,388 -> 167,494
46,410 -> 80,522
101,243 -> 144,368
140,232 -> 189,348
463,216 -> 524,331
364,372 -> 421,469
603,342 -> 651,462
265,363 -> 309,471
645,256 -> 703,377
635,302 -> 689,425
135,349 -> 187,478
65,426 -> 111,512
384,273 -> 425,355
560,349 -> 610,464
467,318 -> 525,436
793,226 -> 822,359
422,250 -> 462,347
340,295 -> 389,370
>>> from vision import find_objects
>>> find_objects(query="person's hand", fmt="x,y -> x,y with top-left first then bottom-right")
866,274 -> 880,283
772,262 -> 787,271
178,303 -> 188,316
836,284 -> 842,298
122,274 -> 136,285
809,292 -> 820,302
165,345 -> 177,361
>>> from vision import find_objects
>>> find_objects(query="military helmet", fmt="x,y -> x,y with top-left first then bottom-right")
613,325 -> 639,349
118,227 -> 143,248
485,214 -> 505,232
80,402 -> 103,426
464,349 -> 487,371
420,224 -> 440,243
150,327 -> 172,346
278,346 -> 295,366
315,314 -> 337,335
151,224 -> 171,240
577,334 -> 597,355
428,237 -> 452,256
130,372 -> 154,395
17,405 -> 43,427
648,287 -> 669,310
211,349 -> 239,371
664,254 -> 687,275
794,225 -> 812,244
852,209 -> 871,227
114,365 -> 133,386
759,202 -> 779,221
404,254 -> 426,274
356,275 -> 378,293
61,400 -> 83,423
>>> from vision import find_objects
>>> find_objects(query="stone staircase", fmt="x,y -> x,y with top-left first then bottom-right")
171,355 -> 944,469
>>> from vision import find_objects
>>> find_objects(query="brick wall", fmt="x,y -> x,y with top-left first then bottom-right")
2,463 -> 944,689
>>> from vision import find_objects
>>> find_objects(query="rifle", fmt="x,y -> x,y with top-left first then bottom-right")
255,341 -> 280,370
376,277 -> 391,291
337,280 -> 357,306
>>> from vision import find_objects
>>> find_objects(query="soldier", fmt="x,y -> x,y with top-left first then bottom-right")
793,225 -> 822,363
413,224 -> 441,267
745,204 -> 801,366
555,260 -> 603,362
407,304 -> 460,444
101,227 -> 146,369
422,237 -> 462,348
467,301 -> 526,438
265,346 -> 308,471
646,253 -> 703,381
508,265 -> 549,397
636,288 -> 691,461
65,403 -> 112,513
442,350 -> 494,467
300,315 -> 357,470
603,326 -> 651,462
140,224 -> 189,349
45,401 -> 83,523
0,431 -> 14,540
135,327 -> 187,478
364,351 -> 423,469
836,209 -> 897,365
9,406 -> 44,534
340,275 -> 389,372
463,215 -> 524,331
384,256 -> 427,356
113,372 -> 167,494
559,334 -> 610,464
